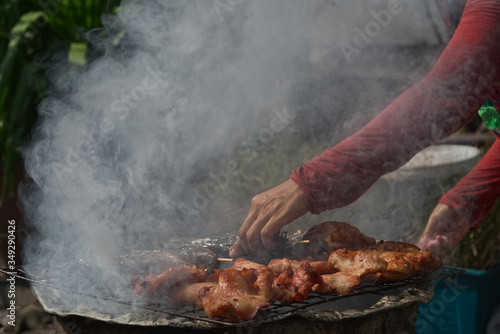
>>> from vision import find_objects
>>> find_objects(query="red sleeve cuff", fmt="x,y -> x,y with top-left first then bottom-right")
439,139 -> 500,229
290,168 -> 321,214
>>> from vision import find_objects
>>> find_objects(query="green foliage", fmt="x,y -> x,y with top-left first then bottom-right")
0,0 -> 121,204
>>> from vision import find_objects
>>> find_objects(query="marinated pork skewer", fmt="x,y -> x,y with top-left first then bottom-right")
131,221 -> 443,321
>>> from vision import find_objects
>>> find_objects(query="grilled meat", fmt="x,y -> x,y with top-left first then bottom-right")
292,263 -> 322,302
171,282 -> 216,308
268,258 -> 336,276
199,268 -> 270,321
312,272 -> 360,295
329,246 -> 442,283
131,264 -> 207,298
373,250 -> 443,282
131,222 -> 442,322
270,271 -> 296,305
303,221 -> 376,252
328,249 -> 388,278
232,257 -> 267,271
372,241 -> 421,253
268,258 -> 295,276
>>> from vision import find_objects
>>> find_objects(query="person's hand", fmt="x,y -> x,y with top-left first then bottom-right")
229,179 -> 309,258
416,203 -> 470,257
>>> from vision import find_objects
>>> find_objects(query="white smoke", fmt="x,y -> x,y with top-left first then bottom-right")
19,0 -> 449,313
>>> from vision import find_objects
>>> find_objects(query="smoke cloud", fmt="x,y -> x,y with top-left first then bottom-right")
20,0 -> 451,313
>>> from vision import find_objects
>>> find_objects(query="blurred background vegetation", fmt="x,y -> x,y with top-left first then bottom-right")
0,0 -> 121,204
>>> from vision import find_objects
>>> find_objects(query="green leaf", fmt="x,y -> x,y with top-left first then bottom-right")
479,106 -> 500,130
8,11 -> 46,51
68,42 -> 88,66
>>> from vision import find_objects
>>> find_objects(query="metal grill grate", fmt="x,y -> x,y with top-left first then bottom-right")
1,266 -> 464,327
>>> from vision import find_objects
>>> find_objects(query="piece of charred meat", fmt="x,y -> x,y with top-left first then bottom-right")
292,263 -> 322,302
270,271 -> 296,305
372,241 -> 421,253
302,221 -> 376,257
328,245 -> 442,283
232,258 -> 268,271
372,250 -> 443,283
199,268 -> 270,321
172,282 -> 216,308
312,272 -> 361,295
328,249 -> 388,278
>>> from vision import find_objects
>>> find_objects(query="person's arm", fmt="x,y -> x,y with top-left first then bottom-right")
292,0 -> 500,215
417,139 -> 500,255
230,0 -> 500,257
440,139 -> 500,229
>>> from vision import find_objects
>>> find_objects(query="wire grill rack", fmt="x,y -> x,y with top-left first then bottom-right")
1,266 -> 464,327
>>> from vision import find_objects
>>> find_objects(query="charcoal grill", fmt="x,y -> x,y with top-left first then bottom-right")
2,266 -> 463,334
2,232 -> 464,333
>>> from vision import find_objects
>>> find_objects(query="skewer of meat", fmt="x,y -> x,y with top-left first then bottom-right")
131,231 -> 442,321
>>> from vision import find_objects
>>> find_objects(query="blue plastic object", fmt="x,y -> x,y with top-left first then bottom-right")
417,266 -> 500,334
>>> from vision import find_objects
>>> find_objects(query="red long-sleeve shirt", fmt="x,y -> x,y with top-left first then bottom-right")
440,139 -> 500,229
291,0 -> 500,227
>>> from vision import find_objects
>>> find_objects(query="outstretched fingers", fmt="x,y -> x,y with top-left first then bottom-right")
229,179 -> 309,257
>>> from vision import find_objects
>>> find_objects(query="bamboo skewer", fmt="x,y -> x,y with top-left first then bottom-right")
290,240 -> 310,244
